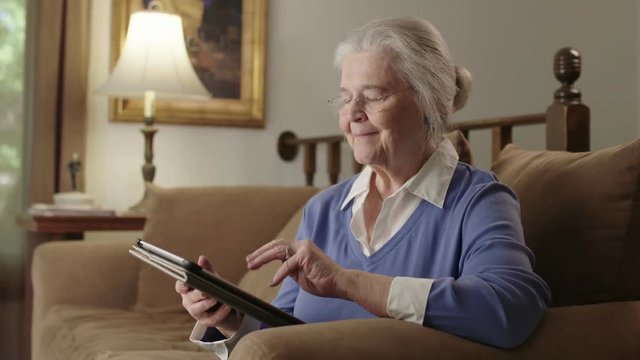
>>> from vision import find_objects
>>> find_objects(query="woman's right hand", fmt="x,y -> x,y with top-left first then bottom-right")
175,255 -> 241,337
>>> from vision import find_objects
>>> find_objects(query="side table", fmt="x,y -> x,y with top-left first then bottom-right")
16,213 -> 146,237
15,213 -> 146,360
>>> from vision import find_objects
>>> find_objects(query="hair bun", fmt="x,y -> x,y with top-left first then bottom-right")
453,65 -> 472,111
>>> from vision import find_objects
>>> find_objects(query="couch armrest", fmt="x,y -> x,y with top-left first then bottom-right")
231,301 -> 640,360
32,239 -> 139,323
231,318 -> 505,360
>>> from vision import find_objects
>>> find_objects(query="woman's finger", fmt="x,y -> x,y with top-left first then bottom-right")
270,255 -> 300,286
246,242 -> 292,270
198,255 -> 215,272
175,280 -> 192,294
185,288 -> 210,304
197,304 -> 234,328
185,297 -> 218,319
246,239 -> 287,263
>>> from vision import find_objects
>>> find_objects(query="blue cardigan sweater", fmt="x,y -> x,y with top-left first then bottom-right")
272,162 -> 551,348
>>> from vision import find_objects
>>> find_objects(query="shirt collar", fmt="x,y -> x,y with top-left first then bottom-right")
341,166 -> 372,210
340,137 -> 459,210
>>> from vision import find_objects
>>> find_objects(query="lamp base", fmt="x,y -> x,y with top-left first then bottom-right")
123,189 -> 150,216
124,107 -> 157,217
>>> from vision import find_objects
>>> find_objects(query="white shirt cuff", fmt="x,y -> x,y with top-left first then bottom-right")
386,276 -> 434,325
189,315 -> 261,359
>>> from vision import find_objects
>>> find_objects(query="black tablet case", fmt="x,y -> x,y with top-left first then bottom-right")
130,239 -> 304,327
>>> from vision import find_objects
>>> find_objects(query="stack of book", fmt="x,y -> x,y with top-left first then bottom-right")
28,191 -> 115,217
28,204 -> 116,217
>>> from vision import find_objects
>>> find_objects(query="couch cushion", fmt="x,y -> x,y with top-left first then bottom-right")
135,185 -> 318,312
38,305 -> 213,360
95,351 -> 217,360
491,138 -> 640,306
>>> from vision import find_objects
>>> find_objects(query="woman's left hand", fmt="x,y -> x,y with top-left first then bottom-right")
245,239 -> 346,298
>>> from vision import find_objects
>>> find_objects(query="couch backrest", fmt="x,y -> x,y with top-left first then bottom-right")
134,184 -> 318,313
236,206 -> 306,302
492,138 -> 640,306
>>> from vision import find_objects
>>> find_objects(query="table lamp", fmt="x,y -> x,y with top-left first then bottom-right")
98,3 -> 210,214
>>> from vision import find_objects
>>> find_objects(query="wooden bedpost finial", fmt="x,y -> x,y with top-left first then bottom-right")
553,47 -> 582,104
547,47 -> 590,152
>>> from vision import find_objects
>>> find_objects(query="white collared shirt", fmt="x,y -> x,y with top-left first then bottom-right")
190,316 -> 260,359
341,137 -> 459,324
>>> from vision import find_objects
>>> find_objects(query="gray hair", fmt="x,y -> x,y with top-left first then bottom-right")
334,17 -> 472,144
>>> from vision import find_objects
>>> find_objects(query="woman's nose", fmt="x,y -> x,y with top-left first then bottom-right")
341,102 -> 366,123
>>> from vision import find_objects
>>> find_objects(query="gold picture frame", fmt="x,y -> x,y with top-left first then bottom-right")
109,0 -> 266,127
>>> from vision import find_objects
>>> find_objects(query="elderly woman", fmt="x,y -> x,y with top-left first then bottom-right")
177,16 -> 551,357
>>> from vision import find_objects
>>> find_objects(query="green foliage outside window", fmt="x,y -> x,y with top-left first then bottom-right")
0,0 -> 25,171
0,0 -> 25,97
0,0 -> 25,258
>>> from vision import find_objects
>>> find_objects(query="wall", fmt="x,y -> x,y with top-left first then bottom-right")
86,0 -> 639,215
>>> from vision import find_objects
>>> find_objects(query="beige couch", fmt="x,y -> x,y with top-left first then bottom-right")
32,139 -> 640,360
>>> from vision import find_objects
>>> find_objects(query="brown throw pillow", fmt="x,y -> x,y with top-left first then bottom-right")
445,129 -> 473,165
491,139 -> 640,306
134,184 -> 318,313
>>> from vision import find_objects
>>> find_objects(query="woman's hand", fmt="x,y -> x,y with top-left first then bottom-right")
245,239 -> 346,298
175,255 -> 241,337
246,239 -> 393,317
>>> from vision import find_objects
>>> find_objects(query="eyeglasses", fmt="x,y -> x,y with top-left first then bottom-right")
327,87 -> 412,113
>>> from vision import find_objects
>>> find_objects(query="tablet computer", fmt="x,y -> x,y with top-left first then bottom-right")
129,239 -> 304,327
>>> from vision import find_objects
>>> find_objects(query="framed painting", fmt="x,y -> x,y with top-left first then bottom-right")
109,0 -> 266,127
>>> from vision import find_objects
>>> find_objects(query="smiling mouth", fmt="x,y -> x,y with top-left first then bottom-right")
353,131 -> 378,137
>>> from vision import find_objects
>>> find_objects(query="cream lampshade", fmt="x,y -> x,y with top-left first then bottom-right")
98,7 -> 210,214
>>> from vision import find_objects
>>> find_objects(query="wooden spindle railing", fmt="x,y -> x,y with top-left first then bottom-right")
453,113 -> 546,161
277,47 -> 590,187
278,131 -> 361,186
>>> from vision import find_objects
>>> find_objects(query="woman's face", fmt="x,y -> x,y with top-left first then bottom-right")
338,50 -> 426,169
